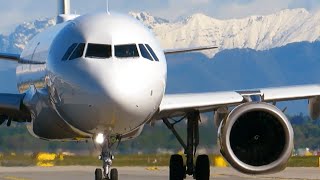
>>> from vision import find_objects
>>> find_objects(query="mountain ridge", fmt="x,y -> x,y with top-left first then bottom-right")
151,8 -> 320,56
0,8 -> 319,57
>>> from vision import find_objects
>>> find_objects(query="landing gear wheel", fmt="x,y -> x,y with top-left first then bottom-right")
170,154 -> 185,180
110,168 -> 118,180
163,111 -> 201,179
195,155 -> 210,180
95,168 -> 103,180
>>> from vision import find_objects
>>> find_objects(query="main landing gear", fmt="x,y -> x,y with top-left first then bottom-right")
163,111 -> 210,180
94,135 -> 119,180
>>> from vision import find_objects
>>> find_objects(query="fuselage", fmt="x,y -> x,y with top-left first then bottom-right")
16,12 -> 167,140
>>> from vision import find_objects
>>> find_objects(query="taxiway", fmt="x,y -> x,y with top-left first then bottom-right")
0,166 -> 319,180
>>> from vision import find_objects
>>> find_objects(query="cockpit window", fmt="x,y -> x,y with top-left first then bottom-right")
86,43 -> 112,59
145,44 -> 159,62
62,43 -> 78,61
139,44 -> 153,61
69,43 -> 85,60
115,44 -> 139,58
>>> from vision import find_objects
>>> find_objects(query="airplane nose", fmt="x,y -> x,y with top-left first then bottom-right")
79,60 -> 160,131
58,59 -> 160,133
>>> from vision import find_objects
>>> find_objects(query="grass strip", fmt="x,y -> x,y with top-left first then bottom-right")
0,154 -> 319,167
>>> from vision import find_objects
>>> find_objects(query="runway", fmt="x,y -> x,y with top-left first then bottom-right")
0,166 -> 320,180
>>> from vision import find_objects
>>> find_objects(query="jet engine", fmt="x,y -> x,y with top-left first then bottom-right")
218,102 -> 294,174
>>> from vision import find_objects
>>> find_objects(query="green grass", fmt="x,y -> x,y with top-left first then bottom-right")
0,154 -> 172,167
0,154 -> 35,167
287,156 -> 320,167
55,154 -> 172,166
1,154 -> 320,167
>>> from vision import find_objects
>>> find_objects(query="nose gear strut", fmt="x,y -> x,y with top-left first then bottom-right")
94,135 -> 120,180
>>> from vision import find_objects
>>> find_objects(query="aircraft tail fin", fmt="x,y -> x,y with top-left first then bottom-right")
57,0 -> 78,24
58,0 -> 70,15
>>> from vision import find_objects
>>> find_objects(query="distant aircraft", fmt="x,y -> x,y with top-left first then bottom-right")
1,0 -> 320,180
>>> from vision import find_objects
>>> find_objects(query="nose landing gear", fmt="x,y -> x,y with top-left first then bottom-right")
94,135 -> 119,180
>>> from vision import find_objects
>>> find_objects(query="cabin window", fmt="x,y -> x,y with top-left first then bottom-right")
86,43 -> 112,59
115,44 -> 139,58
145,44 -> 159,62
138,44 -> 153,61
62,43 -> 78,61
69,43 -> 85,60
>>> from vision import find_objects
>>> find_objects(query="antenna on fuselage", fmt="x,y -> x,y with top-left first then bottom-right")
106,0 -> 110,14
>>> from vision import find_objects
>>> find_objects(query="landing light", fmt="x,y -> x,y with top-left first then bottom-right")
95,133 -> 104,144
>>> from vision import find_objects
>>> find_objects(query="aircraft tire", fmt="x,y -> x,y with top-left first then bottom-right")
110,168 -> 118,180
95,168 -> 103,180
170,154 -> 185,180
195,155 -> 210,180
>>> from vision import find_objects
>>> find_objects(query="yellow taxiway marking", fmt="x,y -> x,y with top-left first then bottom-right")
145,166 -> 160,171
2,176 -> 31,180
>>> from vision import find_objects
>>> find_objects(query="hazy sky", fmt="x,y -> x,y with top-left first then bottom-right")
1,0 -> 320,34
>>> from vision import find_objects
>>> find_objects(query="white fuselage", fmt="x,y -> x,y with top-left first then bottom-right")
16,12 -> 167,140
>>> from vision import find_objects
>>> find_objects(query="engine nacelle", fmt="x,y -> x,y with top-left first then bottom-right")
309,96 -> 320,120
218,102 -> 294,175
214,106 -> 228,128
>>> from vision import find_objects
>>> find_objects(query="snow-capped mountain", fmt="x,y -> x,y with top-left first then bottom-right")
129,11 -> 169,29
152,9 -> 320,56
0,19 -> 55,54
1,8 -> 320,56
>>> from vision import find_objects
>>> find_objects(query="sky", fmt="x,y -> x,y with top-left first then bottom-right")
0,0 -> 320,34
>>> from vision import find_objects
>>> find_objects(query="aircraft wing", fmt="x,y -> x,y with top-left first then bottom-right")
0,53 -> 20,62
0,53 -> 31,125
0,93 -> 31,125
155,84 -> 320,119
164,46 -> 218,55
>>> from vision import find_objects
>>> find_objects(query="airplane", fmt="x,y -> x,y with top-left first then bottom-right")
1,0 -> 320,180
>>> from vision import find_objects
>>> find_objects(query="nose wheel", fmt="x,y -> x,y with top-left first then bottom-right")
95,167 -> 118,180
95,169 -> 103,180
94,135 -> 119,180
